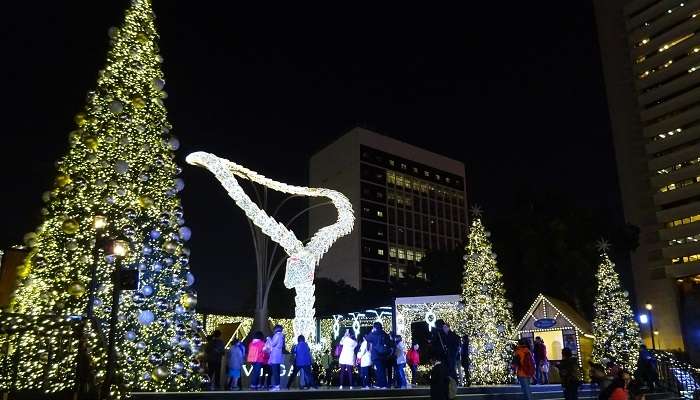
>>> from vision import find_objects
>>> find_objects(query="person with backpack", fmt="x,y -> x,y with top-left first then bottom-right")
559,347 -> 581,400
512,338 -> 536,400
367,321 -> 392,389
339,329 -> 358,389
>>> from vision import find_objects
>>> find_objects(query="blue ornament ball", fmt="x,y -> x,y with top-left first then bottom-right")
138,310 -> 155,326
186,272 -> 195,287
141,285 -> 154,297
179,226 -> 192,241
175,304 -> 186,315
174,178 -> 185,192
150,230 -> 161,239
168,137 -> 180,151
125,331 -> 137,341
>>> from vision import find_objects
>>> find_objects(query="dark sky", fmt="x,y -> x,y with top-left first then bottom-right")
0,2 -> 621,313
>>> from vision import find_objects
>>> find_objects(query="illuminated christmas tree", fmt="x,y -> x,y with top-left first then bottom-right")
11,0 -> 202,395
461,207 -> 515,384
591,240 -> 641,372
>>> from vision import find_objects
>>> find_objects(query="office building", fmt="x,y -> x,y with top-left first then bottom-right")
595,0 -> 700,360
309,127 -> 468,290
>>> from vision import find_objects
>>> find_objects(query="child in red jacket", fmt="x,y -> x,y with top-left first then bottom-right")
406,343 -> 420,386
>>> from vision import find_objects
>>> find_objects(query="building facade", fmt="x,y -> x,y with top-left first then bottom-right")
309,127 -> 468,290
595,0 -> 700,360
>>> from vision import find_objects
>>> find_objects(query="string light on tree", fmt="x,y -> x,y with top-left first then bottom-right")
10,0 -> 202,395
461,208 -> 515,384
591,239 -> 641,372
186,151 -> 354,341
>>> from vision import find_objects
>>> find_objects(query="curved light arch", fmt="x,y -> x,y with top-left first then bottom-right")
186,151 -> 354,340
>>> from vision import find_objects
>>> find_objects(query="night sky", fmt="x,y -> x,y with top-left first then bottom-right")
0,2 -> 621,314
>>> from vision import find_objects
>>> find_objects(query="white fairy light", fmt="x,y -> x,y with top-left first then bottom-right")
186,151 -> 355,341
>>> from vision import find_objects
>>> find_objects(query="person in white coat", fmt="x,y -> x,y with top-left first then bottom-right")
338,329 -> 358,389
357,335 -> 373,389
268,325 -> 285,391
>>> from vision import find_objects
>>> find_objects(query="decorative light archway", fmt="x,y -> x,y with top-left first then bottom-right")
186,151 -> 354,341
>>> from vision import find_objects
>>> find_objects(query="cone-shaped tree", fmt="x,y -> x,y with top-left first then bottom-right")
591,240 -> 641,372
11,0 -> 201,393
461,207 -> 515,384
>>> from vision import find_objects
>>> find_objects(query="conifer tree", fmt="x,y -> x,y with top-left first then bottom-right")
12,0 -> 202,393
591,240 -> 641,372
461,207 -> 515,384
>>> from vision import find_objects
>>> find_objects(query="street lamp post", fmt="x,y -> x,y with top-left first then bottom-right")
645,303 -> 656,350
102,239 -> 129,399
86,214 -> 108,319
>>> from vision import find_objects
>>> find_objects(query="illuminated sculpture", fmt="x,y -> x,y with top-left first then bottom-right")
186,151 -> 354,340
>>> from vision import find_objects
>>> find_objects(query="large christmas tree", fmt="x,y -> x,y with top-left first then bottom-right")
591,240 -> 641,372
461,207 -> 515,384
11,0 -> 202,394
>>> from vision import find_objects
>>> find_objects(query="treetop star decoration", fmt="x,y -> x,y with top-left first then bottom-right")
470,204 -> 483,218
186,151 -> 354,341
595,238 -> 611,253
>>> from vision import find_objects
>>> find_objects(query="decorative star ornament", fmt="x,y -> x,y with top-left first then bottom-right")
595,238 -> 611,253
186,151 -> 355,340
470,205 -> 483,218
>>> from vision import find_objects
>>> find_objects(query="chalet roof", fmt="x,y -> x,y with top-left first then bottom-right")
516,293 -> 592,335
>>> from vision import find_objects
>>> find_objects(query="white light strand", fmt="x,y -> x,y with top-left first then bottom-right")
186,151 -> 354,341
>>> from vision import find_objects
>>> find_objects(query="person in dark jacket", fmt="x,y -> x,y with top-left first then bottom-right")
558,347 -> 581,400
533,337 -> 548,384
288,335 -> 317,389
637,345 -> 658,392
366,322 -> 391,388
429,319 -> 459,400
206,330 -> 225,389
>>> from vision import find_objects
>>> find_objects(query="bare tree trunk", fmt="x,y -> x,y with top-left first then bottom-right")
252,307 -> 271,337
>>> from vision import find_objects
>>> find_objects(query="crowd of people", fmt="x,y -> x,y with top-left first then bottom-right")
510,338 -> 659,400
203,321 -> 471,392
203,323 -> 666,400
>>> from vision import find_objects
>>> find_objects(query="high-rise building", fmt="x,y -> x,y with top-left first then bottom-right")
595,0 -> 700,361
309,127 -> 468,290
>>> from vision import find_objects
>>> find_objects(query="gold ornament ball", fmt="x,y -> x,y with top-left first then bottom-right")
74,112 -> 87,127
131,96 -> 146,109
163,241 -> 177,254
181,293 -> 197,310
136,32 -> 148,44
138,196 -> 154,209
62,219 -> 80,235
16,260 -> 32,278
67,281 -> 86,298
152,366 -> 170,382
56,174 -> 72,188
83,137 -> 99,151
